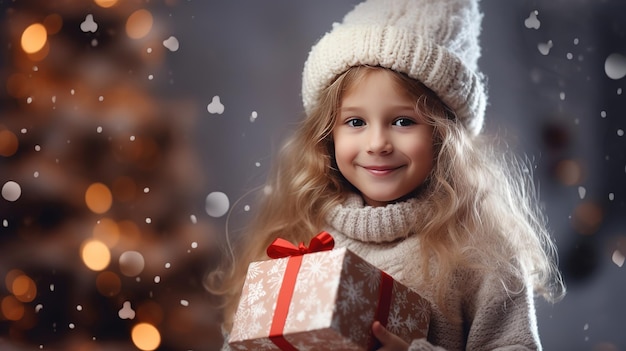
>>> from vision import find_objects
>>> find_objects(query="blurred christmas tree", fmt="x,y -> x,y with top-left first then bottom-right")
0,1 -> 222,350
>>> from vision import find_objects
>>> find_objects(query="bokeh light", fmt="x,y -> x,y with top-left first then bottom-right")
95,271 -> 122,297
605,53 -> 626,80
118,220 -> 142,246
94,0 -> 119,8
205,191 -> 230,218
93,218 -> 121,248
5,269 -> 24,291
81,239 -> 111,271
119,250 -> 145,277
1,295 -> 24,321
26,41 -> 50,61
11,274 -> 37,303
126,9 -> 153,39
85,182 -> 113,214
2,181 -> 22,202
20,23 -> 47,54
131,322 -> 161,351
6,73 -> 30,98
554,159 -> 584,186
112,176 -> 138,202
43,14 -> 63,35
572,201 -> 604,235
0,129 -> 19,157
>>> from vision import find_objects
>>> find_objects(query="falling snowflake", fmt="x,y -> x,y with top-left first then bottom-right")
80,14 -> 98,33
524,10 -> 540,29
538,40 -> 553,55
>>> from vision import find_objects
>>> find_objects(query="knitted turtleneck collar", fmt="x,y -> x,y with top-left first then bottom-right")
326,192 -> 429,243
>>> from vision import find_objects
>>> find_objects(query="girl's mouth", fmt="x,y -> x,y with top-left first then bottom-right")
363,165 -> 401,175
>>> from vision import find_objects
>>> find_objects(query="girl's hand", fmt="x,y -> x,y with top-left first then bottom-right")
372,321 -> 409,351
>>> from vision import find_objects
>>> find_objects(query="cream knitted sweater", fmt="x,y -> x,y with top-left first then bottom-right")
325,194 -> 542,351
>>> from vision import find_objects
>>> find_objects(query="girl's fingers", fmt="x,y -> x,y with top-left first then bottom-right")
372,321 -> 409,351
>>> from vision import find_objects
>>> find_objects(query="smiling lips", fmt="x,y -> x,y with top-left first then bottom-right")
362,165 -> 402,176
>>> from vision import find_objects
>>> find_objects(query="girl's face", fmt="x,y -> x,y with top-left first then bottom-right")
332,69 -> 434,207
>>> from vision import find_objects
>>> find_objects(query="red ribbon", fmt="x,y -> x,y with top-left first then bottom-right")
369,271 -> 394,350
266,232 -> 335,350
266,231 -> 335,259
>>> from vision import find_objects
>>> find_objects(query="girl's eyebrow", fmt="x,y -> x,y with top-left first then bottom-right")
339,105 -> 417,113
338,106 -> 363,113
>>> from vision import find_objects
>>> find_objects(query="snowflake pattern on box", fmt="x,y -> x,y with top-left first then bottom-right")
229,247 -> 430,350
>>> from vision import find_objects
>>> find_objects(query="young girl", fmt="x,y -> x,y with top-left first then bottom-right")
208,0 -> 565,350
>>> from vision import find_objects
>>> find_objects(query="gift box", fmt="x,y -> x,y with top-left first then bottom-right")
228,232 -> 431,350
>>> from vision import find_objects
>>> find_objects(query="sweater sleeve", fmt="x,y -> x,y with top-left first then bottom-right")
408,338 -> 448,351
463,271 -> 542,351
408,270 -> 541,351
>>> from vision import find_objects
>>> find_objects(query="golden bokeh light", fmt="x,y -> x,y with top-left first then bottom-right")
11,275 -> 31,296
81,239 -> 111,271
131,323 -> 161,351
21,23 -> 48,54
94,0 -> 119,8
554,159 -> 584,186
11,274 -> 37,303
85,182 -> 113,214
118,220 -> 142,246
5,269 -> 24,292
112,176 -> 137,202
43,14 -> 63,35
126,9 -> 153,39
114,136 -> 144,163
6,73 -> 30,98
1,295 -> 24,321
95,271 -> 121,297
572,201 -> 604,235
93,218 -> 121,247
26,41 -> 50,61
0,129 -> 19,157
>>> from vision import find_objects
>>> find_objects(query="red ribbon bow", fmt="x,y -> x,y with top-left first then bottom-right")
266,231 -> 335,258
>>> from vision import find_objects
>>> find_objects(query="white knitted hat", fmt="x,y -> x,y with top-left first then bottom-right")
302,0 -> 487,136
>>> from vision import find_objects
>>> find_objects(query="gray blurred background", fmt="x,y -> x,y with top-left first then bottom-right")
1,0 -> 625,350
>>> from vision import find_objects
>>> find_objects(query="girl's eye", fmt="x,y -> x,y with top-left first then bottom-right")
393,117 -> 416,127
346,118 -> 365,127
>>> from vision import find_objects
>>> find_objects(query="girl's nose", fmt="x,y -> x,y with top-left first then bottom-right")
367,128 -> 392,155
